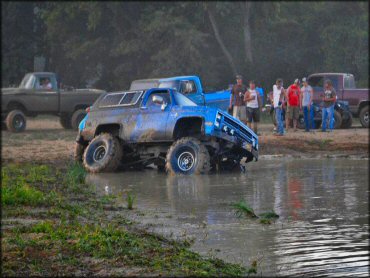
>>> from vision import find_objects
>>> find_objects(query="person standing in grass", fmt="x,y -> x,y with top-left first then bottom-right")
300,77 -> 314,132
270,78 -> 285,136
286,79 -> 301,131
244,80 -> 261,135
321,79 -> 336,132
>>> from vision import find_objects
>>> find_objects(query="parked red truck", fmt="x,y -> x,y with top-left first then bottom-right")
307,73 -> 369,127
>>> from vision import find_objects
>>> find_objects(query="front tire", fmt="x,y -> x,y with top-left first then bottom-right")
6,110 -> 26,132
83,133 -> 122,173
359,106 -> 369,128
165,137 -> 210,175
71,109 -> 87,130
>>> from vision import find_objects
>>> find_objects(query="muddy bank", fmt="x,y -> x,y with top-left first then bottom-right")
1,116 -> 368,165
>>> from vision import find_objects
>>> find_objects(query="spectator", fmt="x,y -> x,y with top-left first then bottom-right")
286,79 -> 301,131
229,75 -> 247,125
300,77 -> 314,132
42,78 -> 52,90
244,80 -> 261,134
270,78 -> 285,136
322,79 -> 336,132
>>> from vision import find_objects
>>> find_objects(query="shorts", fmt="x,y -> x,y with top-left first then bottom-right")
246,107 -> 260,122
233,106 -> 247,122
286,106 -> 299,120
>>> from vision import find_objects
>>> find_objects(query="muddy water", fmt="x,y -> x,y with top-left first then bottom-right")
87,159 -> 369,276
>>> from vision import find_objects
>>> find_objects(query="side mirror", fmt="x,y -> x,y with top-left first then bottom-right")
152,95 -> 164,105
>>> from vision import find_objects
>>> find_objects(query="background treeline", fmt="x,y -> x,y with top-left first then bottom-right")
1,1 -> 368,91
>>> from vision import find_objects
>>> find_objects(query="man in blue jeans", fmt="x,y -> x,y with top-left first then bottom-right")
321,79 -> 336,132
270,79 -> 286,136
300,77 -> 315,131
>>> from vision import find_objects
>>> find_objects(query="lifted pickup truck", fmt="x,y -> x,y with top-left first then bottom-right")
1,72 -> 105,132
75,88 -> 258,174
130,76 -> 231,111
307,73 -> 369,127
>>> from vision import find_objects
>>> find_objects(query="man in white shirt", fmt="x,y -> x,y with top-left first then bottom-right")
244,80 -> 261,134
270,78 -> 285,136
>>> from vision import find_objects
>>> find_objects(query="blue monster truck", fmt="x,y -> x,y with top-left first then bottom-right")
75,88 -> 258,174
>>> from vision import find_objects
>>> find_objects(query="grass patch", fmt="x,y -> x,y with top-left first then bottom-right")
306,139 -> 333,149
64,162 -> 87,193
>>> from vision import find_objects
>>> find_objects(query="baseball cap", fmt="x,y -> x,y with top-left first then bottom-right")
302,77 -> 307,82
236,75 -> 242,80
294,78 -> 300,84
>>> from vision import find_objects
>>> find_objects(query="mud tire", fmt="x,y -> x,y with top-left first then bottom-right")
6,110 -> 26,132
60,114 -> 72,129
166,137 -> 210,175
359,106 -> 369,128
74,142 -> 85,162
341,112 -> 353,129
333,110 -> 342,129
83,133 -> 122,173
71,109 -> 87,130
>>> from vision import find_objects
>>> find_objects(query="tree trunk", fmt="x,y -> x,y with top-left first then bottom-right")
205,5 -> 238,76
241,2 -> 253,64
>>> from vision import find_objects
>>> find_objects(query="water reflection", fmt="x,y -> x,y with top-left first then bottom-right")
86,159 -> 369,276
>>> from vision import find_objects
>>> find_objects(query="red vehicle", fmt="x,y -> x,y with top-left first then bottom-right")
307,73 -> 369,127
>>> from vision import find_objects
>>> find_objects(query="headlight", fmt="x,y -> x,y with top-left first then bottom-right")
216,113 -> 222,121
230,129 -> 235,135
223,125 -> 228,132
214,121 -> 220,128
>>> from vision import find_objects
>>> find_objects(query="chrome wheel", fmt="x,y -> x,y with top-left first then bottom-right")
93,145 -> 107,162
13,115 -> 24,130
177,151 -> 195,172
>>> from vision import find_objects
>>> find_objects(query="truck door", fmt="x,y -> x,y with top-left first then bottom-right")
27,75 -> 59,113
179,80 -> 204,105
134,90 -> 171,142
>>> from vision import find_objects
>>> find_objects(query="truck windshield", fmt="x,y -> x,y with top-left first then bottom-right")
19,74 -> 36,89
173,92 -> 197,106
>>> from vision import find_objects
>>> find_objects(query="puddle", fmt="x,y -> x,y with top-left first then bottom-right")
87,159 -> 369,276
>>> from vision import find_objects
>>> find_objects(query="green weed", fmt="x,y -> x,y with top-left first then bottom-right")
232,201 -> 258,218
65,162 -> 87,192
258,211 -> 279,219
126,191 -> 136,210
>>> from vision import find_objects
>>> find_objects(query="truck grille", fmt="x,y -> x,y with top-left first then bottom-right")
223,116 -> 253,140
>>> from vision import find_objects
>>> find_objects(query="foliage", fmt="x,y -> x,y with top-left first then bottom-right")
1,2 -> 368,90
126,190 -> 136,210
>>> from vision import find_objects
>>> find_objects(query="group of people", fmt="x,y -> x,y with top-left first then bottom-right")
229,75 -> 337,136
228,75 -> 263,135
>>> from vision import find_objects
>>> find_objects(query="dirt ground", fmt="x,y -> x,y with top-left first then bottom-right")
1,116 -> 369,165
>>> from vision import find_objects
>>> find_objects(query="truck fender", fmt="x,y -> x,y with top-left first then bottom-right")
172,117 -> 205,140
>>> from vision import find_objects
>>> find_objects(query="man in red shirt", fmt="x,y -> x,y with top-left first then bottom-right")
286,79 -> 301,131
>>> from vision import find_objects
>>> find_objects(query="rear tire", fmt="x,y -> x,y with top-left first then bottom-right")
166,137 -> 210,175
341,112 -> 353,129
6,110 -> 26,132
74,142 -> 85,162
60,114 -> 72,129
333,110 -> 342,129
71,109 -> 87,130
83,133 -> 122,173
359,106 -> 369,128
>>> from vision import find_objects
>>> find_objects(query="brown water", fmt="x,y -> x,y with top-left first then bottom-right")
86,159 -> 369,276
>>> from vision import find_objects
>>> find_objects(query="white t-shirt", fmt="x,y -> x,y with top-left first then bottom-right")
246,89 -> 259,108
273,85 -> 283,108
